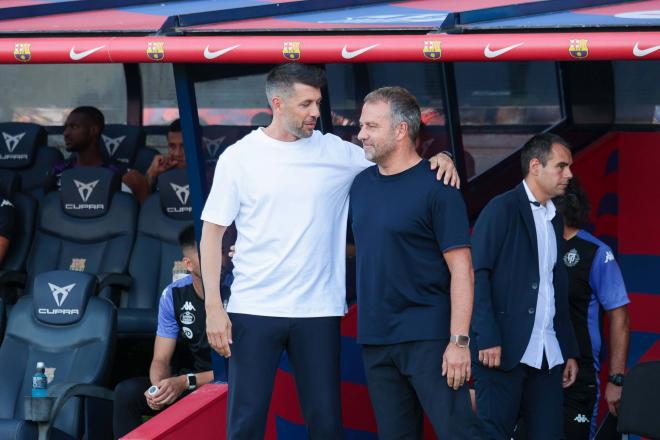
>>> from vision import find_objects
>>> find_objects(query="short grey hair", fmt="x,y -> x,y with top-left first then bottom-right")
363,86 -> 421,141
265,63 -> 326,106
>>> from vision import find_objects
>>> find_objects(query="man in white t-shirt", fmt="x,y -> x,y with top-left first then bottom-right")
200,63 -> 458,439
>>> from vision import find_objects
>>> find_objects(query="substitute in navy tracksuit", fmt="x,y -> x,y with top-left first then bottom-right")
471,133 -> 580,440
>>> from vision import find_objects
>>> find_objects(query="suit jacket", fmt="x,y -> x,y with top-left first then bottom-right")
471,183 -> 578,371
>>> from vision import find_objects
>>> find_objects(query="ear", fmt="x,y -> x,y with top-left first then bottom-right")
271,96 -> 282,112
90,125 -> 101,138
395,121 -> 408,142
183,256 -> 193,273
529,158 -> 541,175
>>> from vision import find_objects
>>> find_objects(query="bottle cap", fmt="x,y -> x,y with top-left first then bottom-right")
36,362 -> 45,369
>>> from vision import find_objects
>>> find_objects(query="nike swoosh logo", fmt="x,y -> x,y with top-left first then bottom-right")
69,45 -> 106,61
633,42 -> 660,57
341,44 -> 379,60
484,42 -> 524,59
203,44 -> 240,60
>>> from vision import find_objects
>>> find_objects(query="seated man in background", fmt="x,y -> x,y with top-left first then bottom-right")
46,106 -> 150,202
112,225 -> 213,439
144,118 -> 186,190
0,192 -> 14,266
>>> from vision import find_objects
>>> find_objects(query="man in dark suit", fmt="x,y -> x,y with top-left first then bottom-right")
471,133 -> 580,439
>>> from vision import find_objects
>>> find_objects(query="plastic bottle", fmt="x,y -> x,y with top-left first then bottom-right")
31,362 -> 48,398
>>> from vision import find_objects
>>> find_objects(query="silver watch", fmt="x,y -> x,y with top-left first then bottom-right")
450,334 -> 470,348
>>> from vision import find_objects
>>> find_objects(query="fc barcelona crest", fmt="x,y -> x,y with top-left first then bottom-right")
283,41 -> 301,61
423,40 -> 442,60
147,42 -> 165,61
569,39 -> 589,59
14,43 -> 31,63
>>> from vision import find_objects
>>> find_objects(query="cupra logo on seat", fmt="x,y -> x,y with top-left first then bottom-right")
203,136 -> 226,158
170,183 -> 190,205
102,135 -> 126,156
48,283 -> 76,307
74,179 -> 99,202
2,132 -> 26,152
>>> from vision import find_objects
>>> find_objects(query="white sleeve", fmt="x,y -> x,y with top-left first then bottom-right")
201,151 -> 240,227
344,140 -> 372,171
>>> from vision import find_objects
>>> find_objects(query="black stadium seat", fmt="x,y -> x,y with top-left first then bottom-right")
0,297 -> 5,346
0,170 -> 37,273
0,122 -> 62,198
118,168 -> 192,336
101,124 -> 158,175
0,170 -> 37,303
617,361 -> 660,439
25,167 -> 137,296
0,270 -> 115,439
201,125 -> 253,186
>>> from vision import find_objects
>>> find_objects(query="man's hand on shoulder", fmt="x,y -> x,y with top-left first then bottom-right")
429,152 -> 460,188
478,346 -> 502,368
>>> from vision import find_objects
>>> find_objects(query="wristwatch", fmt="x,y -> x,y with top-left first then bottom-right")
450,334 -> 470,348
608,373 -> 624,387
186,373 -> 197,390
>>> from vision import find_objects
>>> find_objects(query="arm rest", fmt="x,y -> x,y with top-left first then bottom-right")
0,269 -> 26,287
24,383 -> 114,439
97,272 -> 132,292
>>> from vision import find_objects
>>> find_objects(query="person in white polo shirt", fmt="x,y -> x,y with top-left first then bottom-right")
200,63 -> 458,439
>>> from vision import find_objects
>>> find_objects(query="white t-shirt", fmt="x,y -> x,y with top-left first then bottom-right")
201,128 -> 370,317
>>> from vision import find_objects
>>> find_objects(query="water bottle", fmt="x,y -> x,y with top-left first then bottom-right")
31,362 -> 48,398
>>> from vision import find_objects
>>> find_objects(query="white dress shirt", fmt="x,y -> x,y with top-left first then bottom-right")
520,180 -> 564,369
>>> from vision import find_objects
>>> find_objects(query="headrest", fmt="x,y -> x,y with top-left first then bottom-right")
33,270 -> 96,325
0,122 -> 47,169
60,167 -> 120,218
157,168 -> 192,220
201,126 -> 251,164
0,169 -> 20,197
101,125 -> 145,166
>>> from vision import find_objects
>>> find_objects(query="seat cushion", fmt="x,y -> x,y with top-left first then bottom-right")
0,419 -> 37,440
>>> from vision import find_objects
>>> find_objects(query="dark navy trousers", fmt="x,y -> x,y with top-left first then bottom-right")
474,360 -> 564,440
227,313 -> 343,439
362,340 -> 486,440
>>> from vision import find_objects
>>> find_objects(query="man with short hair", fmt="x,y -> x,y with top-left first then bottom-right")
554,178 -> 630,439
113,225 -> 213,439
145,118 -> 186,190
471,133 -> 580,439
47,106 -> 150,202
200,63 -> 458,438
350,86 -> 484,439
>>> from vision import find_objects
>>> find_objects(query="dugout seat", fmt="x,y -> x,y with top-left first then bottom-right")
25,167 -> 137,296
618,361 -> 660,439
117,168 -> 192,336
101,124 -> 158,175
0,122 -> 62,198
0,270 -> 115,440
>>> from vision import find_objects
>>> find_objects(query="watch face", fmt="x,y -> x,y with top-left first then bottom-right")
452,335 -> 470,347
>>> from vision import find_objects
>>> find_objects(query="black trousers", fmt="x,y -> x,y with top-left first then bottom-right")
362,340 -> 486,440
563,377 -> 598,439
474,360 -> 564,440
227,313 -> 343,439
112,376 -> 158,439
